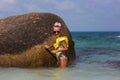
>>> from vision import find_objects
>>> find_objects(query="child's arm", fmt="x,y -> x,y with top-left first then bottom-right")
51,40 -> 68,54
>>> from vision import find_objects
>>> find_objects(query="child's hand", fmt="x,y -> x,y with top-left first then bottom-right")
51,50 -> 59,54
44,45 -> 50,49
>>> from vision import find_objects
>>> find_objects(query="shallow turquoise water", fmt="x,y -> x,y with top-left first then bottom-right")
0,64 -> 120,80
0,32 -> 120,80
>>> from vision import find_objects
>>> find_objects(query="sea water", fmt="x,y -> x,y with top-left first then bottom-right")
0,32 -> 120,80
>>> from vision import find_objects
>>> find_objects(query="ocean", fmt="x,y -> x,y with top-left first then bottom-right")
0,32 -> 120,80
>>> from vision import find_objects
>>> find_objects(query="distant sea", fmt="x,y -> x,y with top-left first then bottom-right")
0,31 -> 120,80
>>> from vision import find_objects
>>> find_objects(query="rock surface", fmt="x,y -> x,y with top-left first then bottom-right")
0,12 -> 75,67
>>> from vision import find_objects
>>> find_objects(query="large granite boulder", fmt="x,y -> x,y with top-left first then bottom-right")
0,12 -> 76,67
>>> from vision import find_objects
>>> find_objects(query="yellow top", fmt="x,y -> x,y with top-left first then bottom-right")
53,36 -> 68,49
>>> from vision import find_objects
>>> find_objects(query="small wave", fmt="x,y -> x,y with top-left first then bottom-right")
76,36 -> 91,40
115,35 -> 120,38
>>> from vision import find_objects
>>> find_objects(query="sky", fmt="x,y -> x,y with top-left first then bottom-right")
0,0 -> 120,31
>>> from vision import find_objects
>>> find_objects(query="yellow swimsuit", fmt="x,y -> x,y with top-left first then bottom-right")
53,36 -> 68,49
53,36 -> 69,61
